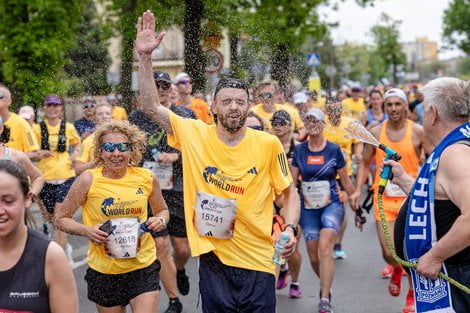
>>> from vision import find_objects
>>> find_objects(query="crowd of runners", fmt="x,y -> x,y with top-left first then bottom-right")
1,10 -> 469,313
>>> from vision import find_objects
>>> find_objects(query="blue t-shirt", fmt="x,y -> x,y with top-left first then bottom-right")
292,140 -> 346,204
74,118 -> 95,136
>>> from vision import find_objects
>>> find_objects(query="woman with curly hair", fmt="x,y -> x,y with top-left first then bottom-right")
55,120 -> 169,313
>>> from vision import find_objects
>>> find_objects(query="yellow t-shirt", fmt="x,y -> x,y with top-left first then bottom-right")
77,133 -> 94,163
112,106 -> 128,120
323,116 -> 359,176
83,166 -> 156,274
33,120 -> 80,180
341,97 -> 366,120
167,112 -> 292,274
250,103 -> 304,132
4,113 -> 39,152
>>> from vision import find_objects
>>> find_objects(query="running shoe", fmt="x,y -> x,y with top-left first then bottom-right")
289,284 -> 302,298
389,265 -> 403,297
276,268 -> 289,290
318,299 -> 333,313
381,264 -> 393,279
333,249 -> 346,259
164,298 -> 183,313
319,289 -> 332,302
176,268 -> 190,296
402,289 -> 415,313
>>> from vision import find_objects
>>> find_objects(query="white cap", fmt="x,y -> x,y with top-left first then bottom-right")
174,72 -> 190,84
18,105 -> 35,120
304,108 -> 326,122
384,88 -> 408,103
293,92 -> 308,105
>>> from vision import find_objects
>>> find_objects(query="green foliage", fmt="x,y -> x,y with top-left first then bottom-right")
64,1 -> 111,96
370,13 -> 406,83
457,56 -> 470,79
0,0 -> 81,108
443,0 -> 470,54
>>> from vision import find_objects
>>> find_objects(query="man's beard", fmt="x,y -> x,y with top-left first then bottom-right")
219,110 -> 248,133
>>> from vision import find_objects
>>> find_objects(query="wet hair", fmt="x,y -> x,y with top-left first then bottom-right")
93,120 -> 147,167
1,125 -> 11,143
214,78 -> 249,99
0,159 -> 34,227
420,77 -> 470,122
247,112 -> 265,130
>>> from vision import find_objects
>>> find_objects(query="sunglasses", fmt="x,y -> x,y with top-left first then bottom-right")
271,121 -> 288,127
178,79 -> 192,85
259,92 -> 273,99
83,103 -> 95,109
248,125 -> 263,131
45,102 -> 62,107
156,81 -> 171,90
101,142 -> 131,153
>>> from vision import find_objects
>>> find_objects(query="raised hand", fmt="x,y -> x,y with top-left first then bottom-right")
135,10 -> 166,56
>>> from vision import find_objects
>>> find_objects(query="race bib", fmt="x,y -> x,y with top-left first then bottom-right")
194,190 -> 237,239
301,180 -> 331,209
384,181 -> 406,197
105,217 -> 140,258
143,161 -> 173,190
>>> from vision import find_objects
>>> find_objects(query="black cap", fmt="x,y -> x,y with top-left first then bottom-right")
271,110 -> 291,125
153,71 -> 171,84
351,87 -> 362,92
214,78 -> 249,98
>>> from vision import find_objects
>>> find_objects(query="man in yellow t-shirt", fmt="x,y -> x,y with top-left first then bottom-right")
136,14 -> 299,311
0,84 -> 40,158
107,94 -> 128,120
250,81 -> 304,140
341,86 -> 366,120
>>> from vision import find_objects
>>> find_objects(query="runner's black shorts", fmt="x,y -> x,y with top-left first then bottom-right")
39,177 -> 75,213
84,260 -> 161,307
151,214 -> 187,238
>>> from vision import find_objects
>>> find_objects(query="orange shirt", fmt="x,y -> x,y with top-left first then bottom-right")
176,97 -> 213,124
372,120 -> 420,221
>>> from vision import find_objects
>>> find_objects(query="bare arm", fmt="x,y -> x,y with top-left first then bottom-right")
73,160 -> 95,176
382,159 -> 416,195
46,242 -> 78,313
280,182 -> 300,259
136,10 -> 172,134
337,166 -> 355,199
55,172 -> 109,245
417,145 -> 470,279
147,174 -> 170,232
13,149 -> 44,197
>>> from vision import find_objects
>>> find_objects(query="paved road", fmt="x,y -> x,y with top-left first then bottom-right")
32,206 -> 410,312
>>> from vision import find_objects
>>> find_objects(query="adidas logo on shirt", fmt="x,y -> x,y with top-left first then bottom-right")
136,188 -> 144,194
204,231 -> 213,237
247,167 -> 258,174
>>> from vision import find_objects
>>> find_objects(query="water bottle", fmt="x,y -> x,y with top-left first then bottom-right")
273,232 -> 290,265
138,222 -> 150,237
151,148 -> 161,162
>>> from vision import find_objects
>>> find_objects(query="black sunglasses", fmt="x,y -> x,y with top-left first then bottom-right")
156,81 -> 171,90
101,142 -> 131,153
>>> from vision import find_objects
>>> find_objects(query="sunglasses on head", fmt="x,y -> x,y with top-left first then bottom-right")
248,125 -> 263,131
178,79 -> 192,85
45,102 -> 62,107
259,92 -> 273,99
156,81 -> 171,90
101,142 -> 131,153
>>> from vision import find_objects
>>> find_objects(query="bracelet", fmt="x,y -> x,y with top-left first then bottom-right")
157,216 -> 167,228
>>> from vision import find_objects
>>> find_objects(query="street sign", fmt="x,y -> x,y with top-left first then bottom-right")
307,53 -> 321,67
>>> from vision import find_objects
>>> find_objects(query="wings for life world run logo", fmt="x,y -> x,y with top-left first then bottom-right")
203,166 -> 245,195
101,197 -> 142,217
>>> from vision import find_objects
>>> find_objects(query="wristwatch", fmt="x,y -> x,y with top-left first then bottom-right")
285,224 -> 298,237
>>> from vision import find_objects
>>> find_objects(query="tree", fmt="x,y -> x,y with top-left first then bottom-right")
370,13 -> 406,83
65,1 -> 111,95
0,0 -> 81,108
443,0 -> 470,54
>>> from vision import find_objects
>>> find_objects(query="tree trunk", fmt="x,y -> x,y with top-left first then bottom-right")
230,34 -> 239,74
119,0 -> 137,112
271,44 -> 290,91
184,0 -> 205,93
392,54 -> 397,84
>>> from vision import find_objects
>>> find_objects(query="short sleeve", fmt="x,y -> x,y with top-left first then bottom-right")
335,144 -> 346,170
67,123 -> 81,146
291,144 -> 301,168
269,137 -> 293,195
167,110 -> 205,150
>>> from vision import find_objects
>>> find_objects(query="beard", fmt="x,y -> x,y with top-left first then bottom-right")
219,110 -> 248,133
